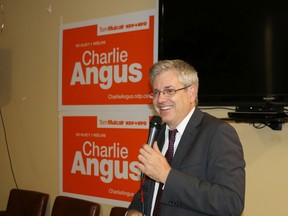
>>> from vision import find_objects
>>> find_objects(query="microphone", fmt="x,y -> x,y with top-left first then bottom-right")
147,115 -> 162,146
140,115 -> 162,211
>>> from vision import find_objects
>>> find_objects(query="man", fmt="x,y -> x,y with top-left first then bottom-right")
127,60 -> 245,216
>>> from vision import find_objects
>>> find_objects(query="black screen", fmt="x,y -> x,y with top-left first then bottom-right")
159,0 -> 288,106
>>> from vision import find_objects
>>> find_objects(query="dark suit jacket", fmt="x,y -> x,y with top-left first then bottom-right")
128,108 -> 245,216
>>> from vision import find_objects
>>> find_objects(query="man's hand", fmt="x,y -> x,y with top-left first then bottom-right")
137,142 -> 171,183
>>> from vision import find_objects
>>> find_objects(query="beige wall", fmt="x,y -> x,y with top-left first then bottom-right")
0,0 -> 287,215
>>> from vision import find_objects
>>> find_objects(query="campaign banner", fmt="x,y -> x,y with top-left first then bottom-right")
59,10 -> 157,110
59,109 -> 156,206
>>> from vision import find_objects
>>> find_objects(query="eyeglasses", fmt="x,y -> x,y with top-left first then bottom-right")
148,85 -> 191,99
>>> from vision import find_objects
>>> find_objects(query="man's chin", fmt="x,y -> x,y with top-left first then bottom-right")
159,112 -> 173,123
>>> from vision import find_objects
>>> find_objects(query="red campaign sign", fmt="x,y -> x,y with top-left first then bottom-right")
61,115 -> 149,204
60,11 -> 156,107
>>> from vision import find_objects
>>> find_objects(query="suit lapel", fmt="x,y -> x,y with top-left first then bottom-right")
172,108 -> 204,166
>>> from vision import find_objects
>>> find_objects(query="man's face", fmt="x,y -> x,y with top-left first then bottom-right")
152,70 -> 197,129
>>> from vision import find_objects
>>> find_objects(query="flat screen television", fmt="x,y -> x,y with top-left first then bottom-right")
158,0 -> 288,108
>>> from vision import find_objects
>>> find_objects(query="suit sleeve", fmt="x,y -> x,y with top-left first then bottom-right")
128,188 -> 142,212
128,177 -> 154,215
162,122 -> 245,216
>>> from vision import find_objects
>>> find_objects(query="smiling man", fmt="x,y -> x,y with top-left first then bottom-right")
127,59 -> 245,216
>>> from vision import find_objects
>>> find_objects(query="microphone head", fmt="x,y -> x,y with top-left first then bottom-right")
147,116 -> 162,146
150,115 -> 162,128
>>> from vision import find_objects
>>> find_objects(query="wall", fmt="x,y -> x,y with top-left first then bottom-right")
0,0 -> 287,215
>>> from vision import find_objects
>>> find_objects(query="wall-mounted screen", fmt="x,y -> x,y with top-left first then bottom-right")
159,0 -> 288,106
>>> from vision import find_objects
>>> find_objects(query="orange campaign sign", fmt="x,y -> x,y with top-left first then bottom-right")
60,110 -> 155,206
59,9 -> 159,206
59,10 -> 157,109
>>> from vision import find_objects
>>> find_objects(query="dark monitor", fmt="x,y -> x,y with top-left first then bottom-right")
158,0 -> 288,107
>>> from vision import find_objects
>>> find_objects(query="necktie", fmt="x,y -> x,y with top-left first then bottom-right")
153,129 -> 178,216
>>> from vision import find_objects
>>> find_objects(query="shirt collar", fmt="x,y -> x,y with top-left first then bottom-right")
166,107 -> 195,136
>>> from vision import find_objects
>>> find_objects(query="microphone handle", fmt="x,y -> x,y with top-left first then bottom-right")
147,127 -> 159,146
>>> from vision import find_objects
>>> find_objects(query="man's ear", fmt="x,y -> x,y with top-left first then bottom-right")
188,85 -> 198,102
